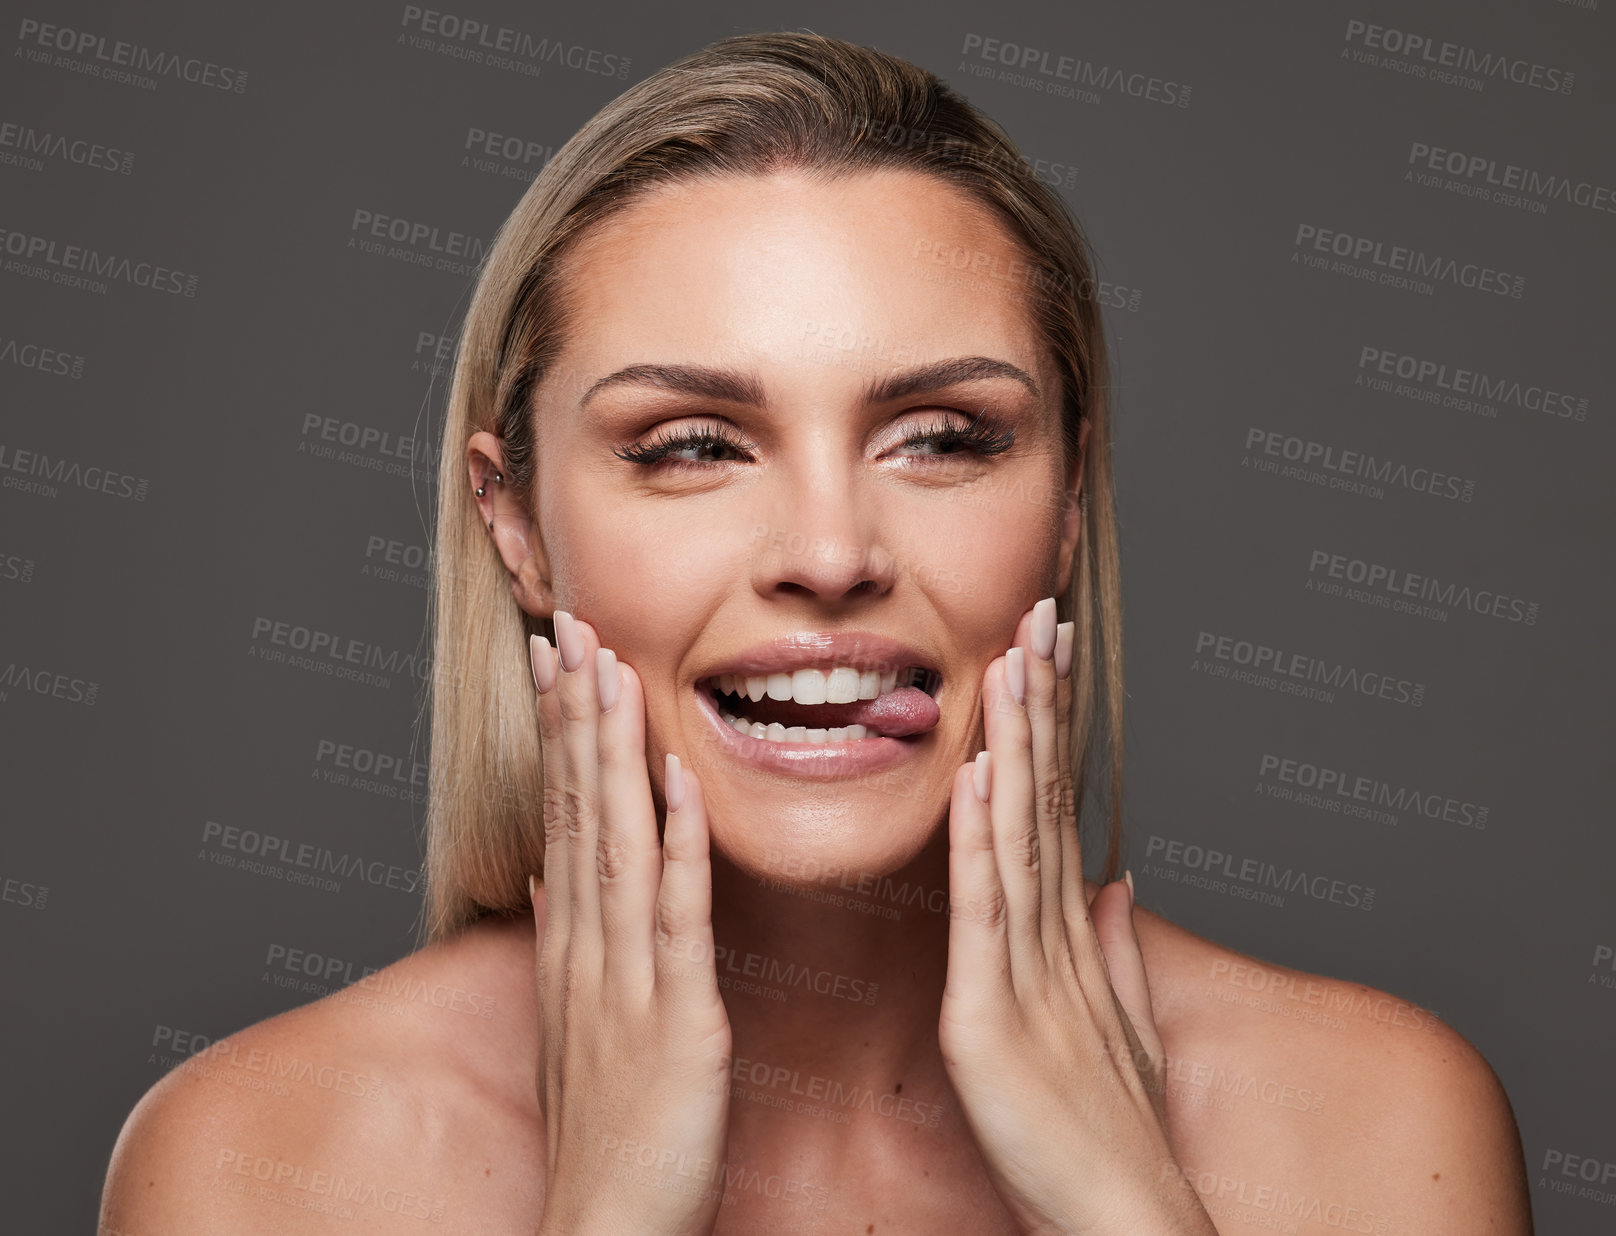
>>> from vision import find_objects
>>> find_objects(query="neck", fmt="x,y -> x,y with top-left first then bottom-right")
706,827 -> 1099,1161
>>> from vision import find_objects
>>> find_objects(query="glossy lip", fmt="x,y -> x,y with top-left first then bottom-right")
693,677 -> 932,779
695,630 -> 941,682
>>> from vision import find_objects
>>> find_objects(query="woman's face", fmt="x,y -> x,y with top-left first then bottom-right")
504,168 -> 1084,880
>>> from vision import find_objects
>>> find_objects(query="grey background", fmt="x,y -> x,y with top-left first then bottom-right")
1,0 -> 1611,1231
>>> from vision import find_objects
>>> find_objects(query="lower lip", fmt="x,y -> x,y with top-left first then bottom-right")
693,685 -> 931,780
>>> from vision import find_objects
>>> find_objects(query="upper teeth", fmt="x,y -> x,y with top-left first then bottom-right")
708,666 -> 930,705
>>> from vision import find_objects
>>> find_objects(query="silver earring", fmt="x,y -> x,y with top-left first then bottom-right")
494,471 -> 504,484
475,485 -> 485,497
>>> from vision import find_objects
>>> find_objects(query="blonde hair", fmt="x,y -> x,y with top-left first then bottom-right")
421,30 -> 1125,943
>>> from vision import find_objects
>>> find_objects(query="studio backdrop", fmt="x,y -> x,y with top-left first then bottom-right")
1,1 -> 1611,1232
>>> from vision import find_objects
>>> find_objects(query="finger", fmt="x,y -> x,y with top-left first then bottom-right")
529,873 -> 555,1119
1020,597 -> 1066,959
944,755 -> 1012,1004
1091,875 -> 1166,1102
981,651 -> 1044,982
553,610 -> 604,959
594,654 -> 662,995
1053,620 -> 1086,930
531,632 -> 571,953
653,756 -> 717,1013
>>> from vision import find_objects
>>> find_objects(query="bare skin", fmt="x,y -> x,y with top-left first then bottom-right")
99,903 -> 1531,1234
102,169 -> 1532,1234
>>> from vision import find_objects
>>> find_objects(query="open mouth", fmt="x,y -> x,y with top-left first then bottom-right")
698,665 -> 943,743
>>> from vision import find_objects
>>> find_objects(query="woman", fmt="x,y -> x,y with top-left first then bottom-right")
102,31 -> 1533,1234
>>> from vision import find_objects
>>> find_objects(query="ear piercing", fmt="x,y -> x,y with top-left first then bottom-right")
479,470 -> 505,532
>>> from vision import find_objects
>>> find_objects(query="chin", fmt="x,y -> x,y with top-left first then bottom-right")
700,776 -> 952,898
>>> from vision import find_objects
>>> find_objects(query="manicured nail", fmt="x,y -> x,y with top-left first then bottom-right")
1054,621 -> 1074,680
529,633 -> 557,693
1006,646 -> 1026,705
665,752 -> 685,813
553,610 -> 584,672
528,873 -> 538,905
596,647 -> 619,711
1124,868 -> 1135,906
1031,597 -> 1057,661
973,750 -> 992,803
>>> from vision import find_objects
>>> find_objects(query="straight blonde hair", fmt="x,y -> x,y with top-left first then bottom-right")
420,30 -> 1125,943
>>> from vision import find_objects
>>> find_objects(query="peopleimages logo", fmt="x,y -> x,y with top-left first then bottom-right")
0,119 -> 133,174
1242,426 -> 1477,503
1192,629 -> 1426,708
0,226 -> 198,296
397,5 -> 631,79
14,18 -> 248,92
1144,835 -> 1375,910
959,33 -> 1191,107
348,209 -> 488,278
1257,752 -> 1489,830
1356,345 -> 1588,423
1406,141 -> 1616,218
200,820 -> 426,896
0,442 -> 148,500
1292,224 -> 1524,299
0,336 -> 85,379
1341,19 -> 1575,95
1306,549 -> 1540,627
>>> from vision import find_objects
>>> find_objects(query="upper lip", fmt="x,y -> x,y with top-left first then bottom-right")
696,631 -> 940,682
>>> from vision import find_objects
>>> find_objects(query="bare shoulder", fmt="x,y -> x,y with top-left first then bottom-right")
1132,902 -> 1533,1235
100,917 -> 543,1235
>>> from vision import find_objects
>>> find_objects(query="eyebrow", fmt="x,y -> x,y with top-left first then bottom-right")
578,355 -> 1041,410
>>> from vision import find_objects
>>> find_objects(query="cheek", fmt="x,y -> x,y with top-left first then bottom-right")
544,496 -> 740,684
906,482 -> 1060,641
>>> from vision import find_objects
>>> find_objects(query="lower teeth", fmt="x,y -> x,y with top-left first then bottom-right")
720,711 -> 870,743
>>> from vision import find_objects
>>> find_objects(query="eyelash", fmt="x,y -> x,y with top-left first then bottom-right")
612,413 -> 1016,469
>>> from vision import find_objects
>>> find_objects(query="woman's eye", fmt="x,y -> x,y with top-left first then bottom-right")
614,414 -> 1013,468
893,415 -> 1016,459
899,430 -> 970,455
612,428 -> 754,468
675,435 -> 744,462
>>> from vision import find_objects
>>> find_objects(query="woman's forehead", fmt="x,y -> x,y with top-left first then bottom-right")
552,169 -> 1047,384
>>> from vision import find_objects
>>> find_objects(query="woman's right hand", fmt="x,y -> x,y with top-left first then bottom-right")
528,611 -> 733,1236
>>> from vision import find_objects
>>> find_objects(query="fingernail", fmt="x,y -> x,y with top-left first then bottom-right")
596,647 -> 620,711
1054,621 -> 1074,680
554,610 -> 584,672
1124,868 -> 1135,906
528,873 -> 538,904
666,752 -> 685,813
1031,597 -> 1057,661
529,634 -> 557,693
973,750 -> 992,803
1006,646 -> 1026,705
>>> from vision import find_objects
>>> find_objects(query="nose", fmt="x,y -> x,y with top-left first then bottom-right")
749,477 -> 900,606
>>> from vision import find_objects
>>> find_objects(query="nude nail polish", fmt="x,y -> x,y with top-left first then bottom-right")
529,634 -> 557,693
665,753 -> 685,813
1031,597 -> 1057,660
1006,646 -> 1026,705
1054,621 -> 1074,680
553,610 -> 584,672
596,647 -> 620,711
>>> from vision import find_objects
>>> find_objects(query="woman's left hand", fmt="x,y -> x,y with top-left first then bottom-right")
939,597 -> 1217,1235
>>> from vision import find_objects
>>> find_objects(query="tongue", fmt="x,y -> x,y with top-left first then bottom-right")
852,686 -> 941,738
726,685 -> 941,739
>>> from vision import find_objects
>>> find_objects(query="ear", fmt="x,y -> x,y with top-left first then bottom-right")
466,430 -> 555,619
1053,415 -> 1091,600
